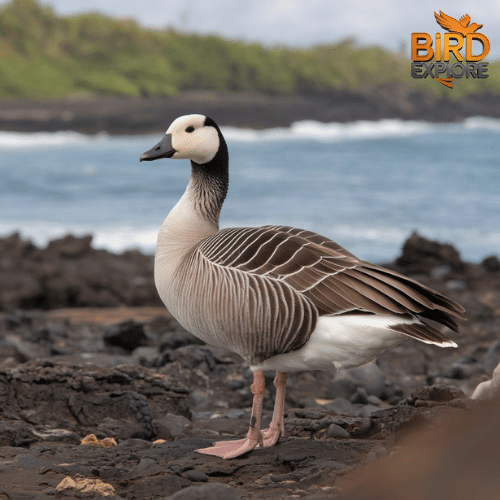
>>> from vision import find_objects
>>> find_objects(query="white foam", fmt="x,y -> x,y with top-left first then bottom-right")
289,119 -> 435,141
92,225 -> 158,253
0,221 -> 158,254
221,119 -> 438,143
0,131 -> 106,149
1,117 -> 499,149
223,116 -> 500,143
463,116 -> 500,131
326,224 -> 410,244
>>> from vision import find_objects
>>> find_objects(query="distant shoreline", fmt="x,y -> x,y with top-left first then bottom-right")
1,90 -> 500,135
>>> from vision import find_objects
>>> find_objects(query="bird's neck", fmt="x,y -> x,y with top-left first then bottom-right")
157,139 -> 229,257
188,152 -> 229,227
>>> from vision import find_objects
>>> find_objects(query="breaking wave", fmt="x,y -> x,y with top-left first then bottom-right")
221,116 -> 500,143
0,116 -> 498,149
0,130 -> 96,149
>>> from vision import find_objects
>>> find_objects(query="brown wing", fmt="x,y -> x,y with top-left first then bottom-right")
199,225 -> 465,333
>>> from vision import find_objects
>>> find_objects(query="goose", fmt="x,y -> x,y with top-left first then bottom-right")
140,114 -> 465,459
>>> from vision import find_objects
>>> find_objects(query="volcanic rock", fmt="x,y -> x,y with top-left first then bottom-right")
394,231 -> 464,273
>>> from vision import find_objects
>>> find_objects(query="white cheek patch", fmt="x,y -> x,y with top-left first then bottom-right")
193,127 -> 220,164
171,125 -> 220,164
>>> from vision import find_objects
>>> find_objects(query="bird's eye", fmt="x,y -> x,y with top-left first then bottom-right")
185,126 -> 195,133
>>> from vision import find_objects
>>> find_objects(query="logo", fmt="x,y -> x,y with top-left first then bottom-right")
411,11 -> 490,88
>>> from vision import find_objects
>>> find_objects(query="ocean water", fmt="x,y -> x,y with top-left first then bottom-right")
0,117 -> 499,263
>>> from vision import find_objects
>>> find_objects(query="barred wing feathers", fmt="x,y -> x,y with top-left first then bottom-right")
196,225 -> 464,349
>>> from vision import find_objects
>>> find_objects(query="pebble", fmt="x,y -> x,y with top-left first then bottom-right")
155,413 -> 192,440
355,405 -> 381,418
350,388 -> 369,405
117,438 -> 152,448
132,346 -> 158,363
344,361 -> 386,398
225,409 -> 250,419
188,389 -> 213,411
387,395 -> 402,406
227,379 -> 245,390
366,395 -> 383,406
183,469 -> 209,482
326,423 -> 350,439
130,458 -> 164,479
445,279 -> 467,291
166,483 -> 240,499
323,397 -> 357,415
442,363 -> 485,380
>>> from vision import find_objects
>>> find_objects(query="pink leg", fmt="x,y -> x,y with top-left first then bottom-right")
196,369 -> 266,459
261,372 -> 288,447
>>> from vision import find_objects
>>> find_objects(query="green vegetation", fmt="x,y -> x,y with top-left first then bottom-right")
0,0 -> 498,99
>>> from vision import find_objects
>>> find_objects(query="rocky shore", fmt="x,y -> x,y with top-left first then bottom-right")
2,90 -> 500,135
0,232 -> 499,499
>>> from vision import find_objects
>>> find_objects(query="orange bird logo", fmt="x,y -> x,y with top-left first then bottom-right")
434,11 -> 483,36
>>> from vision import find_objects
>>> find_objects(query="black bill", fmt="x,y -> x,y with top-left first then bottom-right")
140,134 -> 176,161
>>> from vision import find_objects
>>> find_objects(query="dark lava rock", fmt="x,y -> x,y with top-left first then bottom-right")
130,458 -> 164,479
104,320 -> 148,352
0,232 -> 161,311
69,390 -> 155,440
0,361 -> 189,445
160,331 -> 206,350
481,254 -> 500,272
46,234 -> 93,258
410,385 -> 467,404
395,231 -> 464,273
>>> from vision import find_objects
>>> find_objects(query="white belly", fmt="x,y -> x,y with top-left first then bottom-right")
252,314 -> 410,372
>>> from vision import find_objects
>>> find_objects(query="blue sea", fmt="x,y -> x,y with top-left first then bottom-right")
1,117 -> 499,263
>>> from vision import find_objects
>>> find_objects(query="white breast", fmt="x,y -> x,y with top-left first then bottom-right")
154,185 -> 218,321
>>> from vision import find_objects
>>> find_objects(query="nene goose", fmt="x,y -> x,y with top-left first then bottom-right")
140,114 -> 465,459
